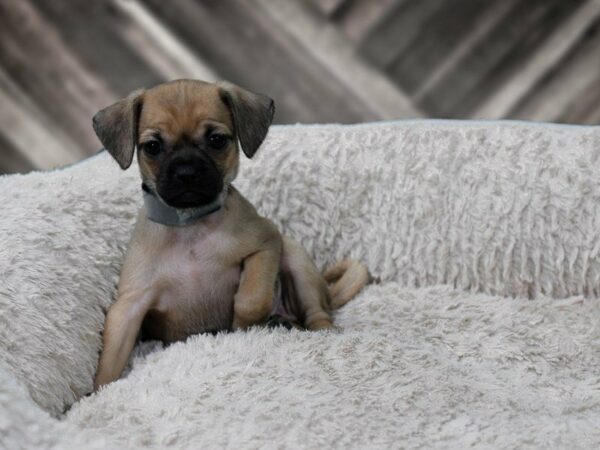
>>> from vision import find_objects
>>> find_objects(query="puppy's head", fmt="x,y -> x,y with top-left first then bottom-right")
92,79 -> 274,208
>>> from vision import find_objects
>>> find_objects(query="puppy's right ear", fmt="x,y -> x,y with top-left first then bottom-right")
92,89 -> 144,170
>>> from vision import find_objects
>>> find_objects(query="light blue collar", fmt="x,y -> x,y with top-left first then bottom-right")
142,184 -> 222,226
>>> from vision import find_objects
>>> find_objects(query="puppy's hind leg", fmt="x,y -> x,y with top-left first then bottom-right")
281,236 -> 333,330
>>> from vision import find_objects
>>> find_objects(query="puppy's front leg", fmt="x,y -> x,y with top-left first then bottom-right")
94,290 -> 154,389
232,239 -> 282,330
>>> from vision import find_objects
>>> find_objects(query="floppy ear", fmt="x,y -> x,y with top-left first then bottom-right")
92,89 -> 144,170
219,82 -> 275,158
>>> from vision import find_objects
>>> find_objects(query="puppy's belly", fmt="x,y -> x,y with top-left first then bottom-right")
141,264 -> 241,343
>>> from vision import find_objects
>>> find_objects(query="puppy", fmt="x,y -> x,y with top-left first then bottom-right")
92,79 -> 369,389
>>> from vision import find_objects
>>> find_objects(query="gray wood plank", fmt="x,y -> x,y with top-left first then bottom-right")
142,0 -> 375,123
473,0 -> 600,120
0,132 -> 34,174
387,0 -> 498,94
253,0 -> 421,119
510,17 -> 600,124
0,67 -> 84,170
306,0 -> 350,17
28,0 -> 166,96
113,1 -> 218,82
417,0 -> 583,117
412,0 -> 516,104
334,0 -> 405,43
586,103 -> 600,125
0,0 -> 114,155
1,0 -> 598,175
358,0 -> 444,69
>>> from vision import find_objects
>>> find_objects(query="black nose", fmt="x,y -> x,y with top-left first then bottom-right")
173,165 -> 198,184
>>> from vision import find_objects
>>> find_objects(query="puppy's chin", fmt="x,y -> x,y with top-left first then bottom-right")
160,190 -> 220,209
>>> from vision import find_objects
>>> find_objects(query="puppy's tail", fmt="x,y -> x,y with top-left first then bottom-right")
324,260 -> 371,309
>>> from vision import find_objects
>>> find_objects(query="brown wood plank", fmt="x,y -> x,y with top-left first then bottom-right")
142,0 -> 375,123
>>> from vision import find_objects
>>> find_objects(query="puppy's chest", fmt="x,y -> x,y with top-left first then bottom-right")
147,230 -> 242,337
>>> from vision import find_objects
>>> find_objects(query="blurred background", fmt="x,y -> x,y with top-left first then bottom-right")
1,0 -> 599,174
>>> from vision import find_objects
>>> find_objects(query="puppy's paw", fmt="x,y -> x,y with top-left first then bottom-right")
231,314 -> 251,331
266,315 -> 302,330
304,310 -> 334,331
306,318 -> 334,331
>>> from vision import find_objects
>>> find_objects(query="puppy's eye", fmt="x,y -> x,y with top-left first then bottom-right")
142,140 -> 162,157
208,134 -> 228,150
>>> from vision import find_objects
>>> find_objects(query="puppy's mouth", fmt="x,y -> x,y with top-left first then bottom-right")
160,190 -> 220,209
156,154 -> 224,209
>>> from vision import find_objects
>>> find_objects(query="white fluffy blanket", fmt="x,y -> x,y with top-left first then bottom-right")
1,120 -> 600,449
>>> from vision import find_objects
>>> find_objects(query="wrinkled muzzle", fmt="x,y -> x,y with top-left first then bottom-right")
156,149 -> 223,208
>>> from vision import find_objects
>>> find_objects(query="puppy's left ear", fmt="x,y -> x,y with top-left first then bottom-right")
219,82 -> 275,158
92,89 -> 144,170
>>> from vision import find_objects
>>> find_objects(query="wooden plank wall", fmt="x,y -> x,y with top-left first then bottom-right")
0,0 -> 599,174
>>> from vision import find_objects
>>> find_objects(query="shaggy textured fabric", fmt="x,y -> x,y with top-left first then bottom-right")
0,359 -> 105,450
1,120 -> 600,448
67,285 -> 600,449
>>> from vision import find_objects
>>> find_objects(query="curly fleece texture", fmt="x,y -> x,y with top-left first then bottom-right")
1,120 -> 600,449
